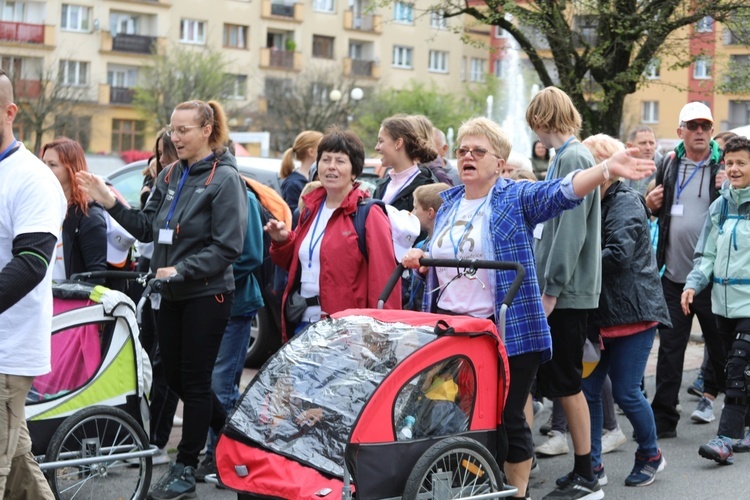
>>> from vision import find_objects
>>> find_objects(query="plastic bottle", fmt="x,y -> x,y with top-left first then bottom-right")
399,415 -> 416,440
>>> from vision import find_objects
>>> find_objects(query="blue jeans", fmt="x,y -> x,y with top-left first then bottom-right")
582,327 -> 658,469
206,314 -> 255,457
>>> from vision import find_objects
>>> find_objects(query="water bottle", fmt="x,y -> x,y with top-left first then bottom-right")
399,415 -> 416,440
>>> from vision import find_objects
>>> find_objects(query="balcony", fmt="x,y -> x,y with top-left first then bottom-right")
344,57 -> 379,78
261,0 -> 304,22
343,10 -> 382,34
260,47 -> 302,71
113,33 -> 157,54
110,86 -> 135,105
0,20 -> 45,44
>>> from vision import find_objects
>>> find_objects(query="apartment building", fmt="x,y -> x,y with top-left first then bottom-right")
1,0 -> 490,154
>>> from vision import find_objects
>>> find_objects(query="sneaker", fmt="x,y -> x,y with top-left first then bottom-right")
601,427 -> 627,454
533,399 -> 545,418
733,429 -> 750,453
543,472 -> 603,499
195,455 -> 216,482
173,415 -> 183,427
557,466 -> 607,488
625,450 -> 666,486
153,447 -> 171,466
690,396 -> 715,423
687,371 -> 704,398
540,414 -> 553,435
535,430 -> 570,457
699,436 -> 734,465
148,462 -> 197,499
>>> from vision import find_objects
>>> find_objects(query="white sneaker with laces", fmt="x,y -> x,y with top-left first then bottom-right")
153,447 -> 170,465
534,430 -> 569,456
601,427 -> 627,454
691,396 -> 715,423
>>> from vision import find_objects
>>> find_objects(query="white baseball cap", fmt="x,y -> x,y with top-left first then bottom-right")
385,205 -> 420,263
106,214 -> 136,267
678,102 -> 714,125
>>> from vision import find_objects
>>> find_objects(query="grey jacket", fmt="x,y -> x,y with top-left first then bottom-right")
109,150 -> 247,301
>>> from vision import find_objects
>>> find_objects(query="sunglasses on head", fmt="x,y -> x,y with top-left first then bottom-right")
683,121 -> 712,132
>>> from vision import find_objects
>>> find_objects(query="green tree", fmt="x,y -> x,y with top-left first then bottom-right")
396,0 -> 750,137
133,45 -> 229,128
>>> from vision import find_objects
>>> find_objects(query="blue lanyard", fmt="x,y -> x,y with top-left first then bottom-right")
307,199 -> 327,268
386,168 -> 420,204
449,197 -> 487,258
546,136 -> 576,180
164,166 -> 191,229
0,139 -> 18,163
675,160 -> 705,204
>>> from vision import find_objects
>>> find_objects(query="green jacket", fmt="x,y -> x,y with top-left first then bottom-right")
685,184 -> 750,318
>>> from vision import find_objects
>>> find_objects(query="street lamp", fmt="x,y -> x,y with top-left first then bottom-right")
329,87 -> 363,128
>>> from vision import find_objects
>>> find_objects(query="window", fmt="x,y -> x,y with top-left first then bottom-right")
54,115 -> 91,150
428,50 -> 448,73
693,56 -> 712,79
61,4 -> 90,32
641,101 -> 659,123
573,15 -> 597,46
110,13 -> 140,35
1,0 -> 25,21
644,58 -> 660,79
107,67 -> 137,88
430,10 -> 447,29
312,35 -> 334,59
469,58 -> 486,82
495,26 -> 507,38
312,0 -> 334,13
223,24 -> 248,49
59,60 -> 88,86
461,56 -> 466,81
180,18 -> 206,44
392,46 -> 413,69
393,2 -> 413,23
111,119 -> 146,152
222,74 -> 247,99
494,59 -> 503,78
696,16 -> 713,33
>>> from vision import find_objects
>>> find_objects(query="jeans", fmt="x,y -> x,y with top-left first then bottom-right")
582,327 -> 658,468
206,314 -> 256,457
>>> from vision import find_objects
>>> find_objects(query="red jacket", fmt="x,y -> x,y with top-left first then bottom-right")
271,185 -> 401,341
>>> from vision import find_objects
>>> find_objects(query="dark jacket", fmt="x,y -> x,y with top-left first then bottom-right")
62,202 -> 108,283
373,165 -> 437,212
109,150 -> 248,301
280,170 -> 307,214
653,141 -> 721,270
590,182 -> 671,329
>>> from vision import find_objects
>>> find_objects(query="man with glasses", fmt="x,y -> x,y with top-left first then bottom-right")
646,102 -> 727,438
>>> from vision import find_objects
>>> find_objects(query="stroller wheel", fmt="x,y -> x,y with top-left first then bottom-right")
402,436 -> 504,500
44,405 -> 152,500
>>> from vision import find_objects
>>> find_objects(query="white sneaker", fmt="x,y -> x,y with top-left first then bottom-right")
534,430 -> 569,456
152,447 -> 170,465
691,396 -> 715,423
601,427 -> 627,454
173,415 -> 183,427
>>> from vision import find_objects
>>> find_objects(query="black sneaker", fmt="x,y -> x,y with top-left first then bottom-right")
544,472 -> 603,499
195,455 -> 216,482
540,415 -> 553,435
147,462 -> 197,500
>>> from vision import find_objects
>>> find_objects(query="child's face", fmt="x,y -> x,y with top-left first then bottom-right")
724,150 -> 750,189
412,201 -> 433,232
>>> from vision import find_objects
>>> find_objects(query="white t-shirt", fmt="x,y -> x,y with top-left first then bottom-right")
0,142 -> 66,376
430,196 -> 494,318
53,226 -> 66,280
298,204 -> 335,321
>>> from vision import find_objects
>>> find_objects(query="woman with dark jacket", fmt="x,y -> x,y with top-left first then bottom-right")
78,99 -> 247,500
581,134 -> 672,488
42,137 -> 107,284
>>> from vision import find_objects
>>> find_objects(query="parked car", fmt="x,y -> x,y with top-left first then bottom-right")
85,154 -> 126,177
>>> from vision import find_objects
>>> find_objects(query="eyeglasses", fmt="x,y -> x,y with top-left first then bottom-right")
166,125 -> 201,137
682,121 -> 712,132
454,147 -> 501,160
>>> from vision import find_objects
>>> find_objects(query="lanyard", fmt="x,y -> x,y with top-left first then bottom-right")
449,196 -> 487,258
164,166 -> 191,229
385,168 -> 420,204
546,136 -> 576,180
675,160 -> 705,203
307,199 -> 327,268
0,140 -> 18,163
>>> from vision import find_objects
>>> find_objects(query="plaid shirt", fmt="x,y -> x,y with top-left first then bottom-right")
423,175 -> 582,361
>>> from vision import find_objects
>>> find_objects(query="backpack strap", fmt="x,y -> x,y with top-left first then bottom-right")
353,198 -> 387,262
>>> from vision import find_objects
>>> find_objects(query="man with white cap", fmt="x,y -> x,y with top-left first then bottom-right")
647,102 -> 727,438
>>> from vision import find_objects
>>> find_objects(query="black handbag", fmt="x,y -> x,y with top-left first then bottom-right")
284,292 -> 320,327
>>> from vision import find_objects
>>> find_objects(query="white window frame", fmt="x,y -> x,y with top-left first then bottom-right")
312,0 -> 335,13
59,60 -> 88,86
693,56 -> 712,79
461,56 -> 466,82
428,50 -> 448,73
393,2 -> 413,24
180,18 -> 206,45
107,66 -> 137,88
469,58 -> 486,82
495,26 -> 508,38
223,74 -> 247,100
494,59 -> 503,78
641,101 -> 659,124
696,16 -> 713,33
1,0 -> 25,22
61,4 -> 90,32
430,10 -> 447,29
392,45 -> 413,69
644,58 -> 660,80
223,24 -> 248,49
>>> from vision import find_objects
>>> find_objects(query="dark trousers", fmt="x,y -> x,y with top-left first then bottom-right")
158,292 -> 232,468
716,316 -> 750,439
504,352 -> 539,463
652,277 -> 723,432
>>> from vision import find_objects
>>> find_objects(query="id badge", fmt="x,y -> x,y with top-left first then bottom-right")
670,204 -> 684,217
301,269 -> 318,284
533,223 -> 544,240
158,228 -> 174,245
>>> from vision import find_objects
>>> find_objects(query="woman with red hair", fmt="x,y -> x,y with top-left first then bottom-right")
42,137 -> 107,283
